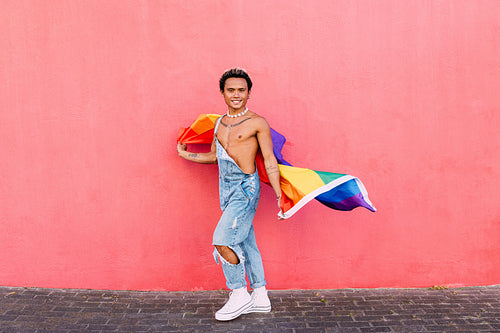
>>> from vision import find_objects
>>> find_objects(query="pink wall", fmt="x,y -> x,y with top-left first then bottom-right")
1,1 -> 499,291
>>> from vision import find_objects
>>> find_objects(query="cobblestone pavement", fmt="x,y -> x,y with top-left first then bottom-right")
0,286 -> 499,332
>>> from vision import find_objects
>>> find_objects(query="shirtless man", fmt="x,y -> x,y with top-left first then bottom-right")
177,68 -> 282,321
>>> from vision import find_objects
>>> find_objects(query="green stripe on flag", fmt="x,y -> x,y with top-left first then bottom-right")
314,171 -> 345,184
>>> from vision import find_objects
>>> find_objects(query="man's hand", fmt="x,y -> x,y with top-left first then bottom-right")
176,140 -> 217,164
277,195 -> 285,220
177,142 -> 187,156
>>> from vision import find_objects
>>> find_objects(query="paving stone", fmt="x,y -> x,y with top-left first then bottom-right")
0,285 -> 499,331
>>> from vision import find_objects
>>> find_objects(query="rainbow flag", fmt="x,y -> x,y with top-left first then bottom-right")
178,114 -> 376,219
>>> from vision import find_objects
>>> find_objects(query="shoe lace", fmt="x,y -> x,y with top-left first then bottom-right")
220,292 -> 237,310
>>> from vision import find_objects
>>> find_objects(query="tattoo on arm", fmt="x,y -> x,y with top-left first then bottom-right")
266,165 -> 279,175
188,153 -> 198,159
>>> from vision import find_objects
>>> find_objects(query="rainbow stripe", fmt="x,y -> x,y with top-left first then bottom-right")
177,114 -> 220,144
178,114 -> 376,219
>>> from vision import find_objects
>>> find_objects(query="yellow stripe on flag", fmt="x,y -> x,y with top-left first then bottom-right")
278,164 -> 325,195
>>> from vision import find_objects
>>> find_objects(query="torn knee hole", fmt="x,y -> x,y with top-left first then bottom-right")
215,245 -> 240,265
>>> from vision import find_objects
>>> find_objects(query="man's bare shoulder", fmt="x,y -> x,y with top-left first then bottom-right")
247,111 -> 270,130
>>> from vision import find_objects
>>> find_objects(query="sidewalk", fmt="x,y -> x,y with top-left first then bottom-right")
1,285 -> 499,332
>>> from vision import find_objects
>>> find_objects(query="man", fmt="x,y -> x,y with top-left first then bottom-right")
177,68 -> 282,321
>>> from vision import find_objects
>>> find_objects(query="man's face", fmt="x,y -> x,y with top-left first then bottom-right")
221,77 -> 250,111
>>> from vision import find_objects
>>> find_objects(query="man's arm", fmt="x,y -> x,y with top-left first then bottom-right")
256,118 -> 282,204
177,138 -> 217,164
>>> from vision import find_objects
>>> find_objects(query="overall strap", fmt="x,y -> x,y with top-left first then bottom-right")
214,115 -> 225,136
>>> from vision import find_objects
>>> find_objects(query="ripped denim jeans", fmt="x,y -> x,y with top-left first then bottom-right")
212,154 -> 266,290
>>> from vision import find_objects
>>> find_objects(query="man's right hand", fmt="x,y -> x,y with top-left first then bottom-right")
177,142 -> 187,156
176,140 -> 217,164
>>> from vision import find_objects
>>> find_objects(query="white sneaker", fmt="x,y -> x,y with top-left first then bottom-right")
215,287 -> 253,321
243,287 -> 271,314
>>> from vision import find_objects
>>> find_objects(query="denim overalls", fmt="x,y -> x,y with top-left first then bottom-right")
212,116 -> 267,290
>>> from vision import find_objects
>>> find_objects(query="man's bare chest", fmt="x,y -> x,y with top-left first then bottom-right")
216,117 -> 257,150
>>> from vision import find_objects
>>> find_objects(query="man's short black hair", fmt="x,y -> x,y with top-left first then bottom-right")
219,68 -> 253,92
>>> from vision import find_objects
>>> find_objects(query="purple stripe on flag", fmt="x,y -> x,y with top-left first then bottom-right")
317,192 -> 376,212
271,128 -> 291,166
